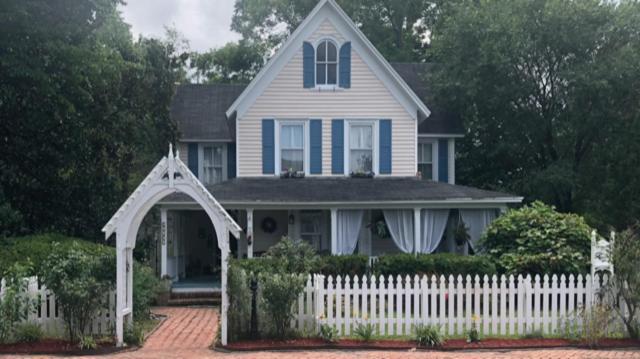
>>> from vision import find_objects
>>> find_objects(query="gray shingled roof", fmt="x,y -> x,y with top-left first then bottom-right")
171,63 -> 464,140
171,84 -> 246,141
162,177 -> 520,204
390,63 -> 464,135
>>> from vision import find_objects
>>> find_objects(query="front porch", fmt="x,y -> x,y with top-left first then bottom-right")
154,177 -> 522,268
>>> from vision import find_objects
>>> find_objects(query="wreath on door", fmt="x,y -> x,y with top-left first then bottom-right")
261,217 -> 277,234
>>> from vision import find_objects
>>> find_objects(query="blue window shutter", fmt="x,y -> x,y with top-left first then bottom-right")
438,138 -> 449,182
310,119 -> 322,174
339,42 -> 351,88
188,143 -> 199,177
227,143 -> 236,179
262,119 -> 275,174
303,42 -> 315,88
331,119 -> 344,174
379,119 -> 392,174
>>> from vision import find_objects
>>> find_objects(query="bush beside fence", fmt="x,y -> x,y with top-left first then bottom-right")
0,277 -> 115,337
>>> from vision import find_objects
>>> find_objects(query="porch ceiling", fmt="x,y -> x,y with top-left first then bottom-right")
160,177 -> 522,207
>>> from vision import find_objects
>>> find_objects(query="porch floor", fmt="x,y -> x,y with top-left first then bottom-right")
171,275 -> 221,293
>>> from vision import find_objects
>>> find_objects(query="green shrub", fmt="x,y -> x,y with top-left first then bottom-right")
318,254 -> 369,277
373,253 -> 496,277
227,260 -> 252,340
14,323 -> 43,343
480,201 -> 592,274
259,272 -> 307,338
132,265 -> 162,320
319,323 -> 338,343
78,335 -> 97,350
123,323 -> 145,346
603,223 -> 640,339
40,243 -> 115,342
262,237 -> 319,274
0,262 -> 36,343
414,324 -> 443,347
353,321 -> 375,342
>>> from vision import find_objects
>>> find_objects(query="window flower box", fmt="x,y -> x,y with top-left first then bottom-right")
350,171 -> 375,178
280,170 -> 306,179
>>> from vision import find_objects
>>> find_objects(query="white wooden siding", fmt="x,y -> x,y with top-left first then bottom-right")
237,21 -> 416,177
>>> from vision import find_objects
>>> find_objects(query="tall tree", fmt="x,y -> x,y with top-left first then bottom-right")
0,0 -> 186,239
190,40 -> 264,84
231,0 -> 440,62
430,0 -> 640,229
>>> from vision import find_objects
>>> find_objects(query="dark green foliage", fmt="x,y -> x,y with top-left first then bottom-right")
190,40 -> 264,84
14,323 -> 43,343
319,323 -> 338,343
373,253 -> 497,277
40,243 -> 115,342
259,272 -> 307,339
431,0 -> 640,230
414,324 -> 443,347
481,202 -> 591,274
353,321 -> 375,341
318,254 -> 369,277
227,261 -> 251,341
0,234 -> 114,277
0,0 -> 183,239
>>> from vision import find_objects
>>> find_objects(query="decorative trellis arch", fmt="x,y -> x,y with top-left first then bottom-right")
102,145 -> 242,346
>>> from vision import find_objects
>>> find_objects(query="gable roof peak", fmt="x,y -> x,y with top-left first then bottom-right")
225,0 -> 430,120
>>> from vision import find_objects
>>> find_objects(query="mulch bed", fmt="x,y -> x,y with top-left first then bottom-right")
0,339 -> 132,356
224,337 -> 640,351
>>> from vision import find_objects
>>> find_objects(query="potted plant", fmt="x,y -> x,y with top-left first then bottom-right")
367,217 -> 390,239
155,275 -> 172,306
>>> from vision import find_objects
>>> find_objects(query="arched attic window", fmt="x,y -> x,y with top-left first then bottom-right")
316,39 -> 338,85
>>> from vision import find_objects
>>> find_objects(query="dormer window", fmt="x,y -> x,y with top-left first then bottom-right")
316,40 -> 338,85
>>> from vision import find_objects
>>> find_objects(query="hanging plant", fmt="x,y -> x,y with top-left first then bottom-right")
455,221 -> 470,246
367,217 -> 390,239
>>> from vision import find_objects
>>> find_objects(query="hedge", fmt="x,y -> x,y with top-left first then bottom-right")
372,253 -> 497,277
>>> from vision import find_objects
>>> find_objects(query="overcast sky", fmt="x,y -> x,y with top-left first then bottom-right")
118,0 -> 240,52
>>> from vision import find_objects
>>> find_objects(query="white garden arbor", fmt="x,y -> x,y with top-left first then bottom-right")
102,145 -> 242,346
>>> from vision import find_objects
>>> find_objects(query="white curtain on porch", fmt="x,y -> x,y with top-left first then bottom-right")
459,209 -> 498,252
419,209 -> 450,253
383,210 -> 414,253
336,210 -> 364,255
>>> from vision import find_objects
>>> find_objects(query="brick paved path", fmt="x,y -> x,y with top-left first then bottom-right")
3,306 -> 639,359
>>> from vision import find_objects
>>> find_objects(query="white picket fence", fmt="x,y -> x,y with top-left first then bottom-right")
292,273 -> 616,337
0,277 -> 116,337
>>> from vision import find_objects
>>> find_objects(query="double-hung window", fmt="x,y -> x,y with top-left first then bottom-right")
417,141 -> 435,180
280,123 -> 304,172
349,123 -> 373,173
316,40 -> 337,85
300,211 -> 323,251
202,145 -> 224,185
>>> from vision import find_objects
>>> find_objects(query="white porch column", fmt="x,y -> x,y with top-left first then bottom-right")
330,209 -> 338,254
448,138 -> 455,184
246,209 -> 254,259
160,208 -> 168,277
413,208 -> 421,255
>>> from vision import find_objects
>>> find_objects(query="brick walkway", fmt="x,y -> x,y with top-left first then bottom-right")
3,306 -> 639,358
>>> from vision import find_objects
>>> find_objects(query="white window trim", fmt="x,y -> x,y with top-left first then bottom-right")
344,119 -> 379,175
275,120 -> 310,175
314,37 -> 340,89
417,139 -> 438,181
198,143 -> 227,185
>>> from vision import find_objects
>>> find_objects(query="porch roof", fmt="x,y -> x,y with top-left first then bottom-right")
160,177 -> 522,207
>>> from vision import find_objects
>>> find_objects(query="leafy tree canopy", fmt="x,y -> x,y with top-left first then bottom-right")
430,0 -> 640,229
0,0 -> 186,239
190,40 -> 264,84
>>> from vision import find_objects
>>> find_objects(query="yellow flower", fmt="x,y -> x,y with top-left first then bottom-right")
362,314 -> 369,321
472,314 -> 480,322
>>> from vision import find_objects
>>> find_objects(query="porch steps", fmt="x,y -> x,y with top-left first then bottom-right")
168,290 -> 221,306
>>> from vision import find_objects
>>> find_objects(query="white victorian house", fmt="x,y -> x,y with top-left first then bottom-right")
104,0 -> 522,347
